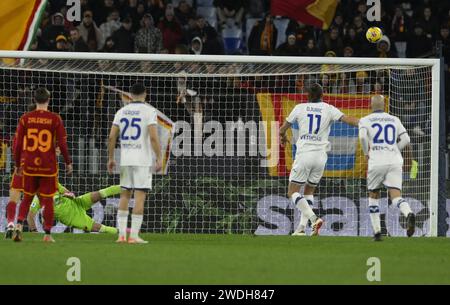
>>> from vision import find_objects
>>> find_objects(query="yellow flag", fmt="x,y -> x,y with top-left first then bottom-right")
0,0 -> 47,51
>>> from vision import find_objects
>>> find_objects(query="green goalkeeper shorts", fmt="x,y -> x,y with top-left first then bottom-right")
54,194 -> 95,232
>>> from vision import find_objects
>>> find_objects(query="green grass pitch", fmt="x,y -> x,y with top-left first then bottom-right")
0,233 -> 449,284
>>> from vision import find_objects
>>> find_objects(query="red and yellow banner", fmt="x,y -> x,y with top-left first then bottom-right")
0,0 -> 47,51
257,93 -> 384,178
271,0 -> 338,30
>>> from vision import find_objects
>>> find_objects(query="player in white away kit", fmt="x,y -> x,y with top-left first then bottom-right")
108,83 -> 162,244
280,84 -> 359,236
359,95 -> 415,241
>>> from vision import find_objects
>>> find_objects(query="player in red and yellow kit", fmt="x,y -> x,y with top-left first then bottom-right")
4,104 -> 37,239
13,88 -> 72,242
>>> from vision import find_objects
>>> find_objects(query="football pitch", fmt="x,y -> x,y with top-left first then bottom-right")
0,233 -> 449,285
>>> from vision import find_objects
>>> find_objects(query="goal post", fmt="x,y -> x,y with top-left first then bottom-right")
0,51 -> 444,237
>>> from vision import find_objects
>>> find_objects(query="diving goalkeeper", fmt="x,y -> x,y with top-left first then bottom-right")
27,184 -> 120,234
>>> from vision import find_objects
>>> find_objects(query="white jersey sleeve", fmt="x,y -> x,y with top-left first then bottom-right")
328,104 -> 344,122
286,105 -> 301,124
112,109 -> 122,126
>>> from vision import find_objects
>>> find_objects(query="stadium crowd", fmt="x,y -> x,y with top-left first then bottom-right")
35,0 -> 450,59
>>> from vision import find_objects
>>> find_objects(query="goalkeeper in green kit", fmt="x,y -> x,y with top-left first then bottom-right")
27,184 -> 120,234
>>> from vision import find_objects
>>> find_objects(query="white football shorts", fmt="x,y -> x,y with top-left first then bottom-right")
289,151 -> 328,186
367,163 -> 402,191
120,166 -> 153,190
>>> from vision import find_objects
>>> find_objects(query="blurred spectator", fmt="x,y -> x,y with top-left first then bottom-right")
355,71 -> 371,94
135,14 -> 163,53
187,16 -> 217,43
331,11 -> 345,36
69,28 -> 89,52
202,27 -> 225,55
391,6 -> 411,58
190,37 -> 203,55
246,0 -> 268,18
406,23 -> 433,58
372,35 -> 397,58
343,27 -> 363,56
77,10 -> 103,51
99,10 -> 122,48
102,37 -> 117,52
285,20 -> 315,49
175,0 -> 195,30
343,46 -> 354,57
276,33 -> 301,56
158,5 -> 183,53
338,72 -> 356,94
95,0 -> 117,25
55,35 -> 69,52
215,0 -> 245,29
351,15 -> 369,55
439,25 -> 450,63
248,15 -> 278,56
112,18 -> 135,53
41,13 -> 67,51
319,26 -> 344,56
175,44 -> 189,54
419,7 -> 438,39
302,38 -> 320,56
147,0 -> 165,27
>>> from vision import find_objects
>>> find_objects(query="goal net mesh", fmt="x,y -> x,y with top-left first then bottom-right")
0,56 -> 433,236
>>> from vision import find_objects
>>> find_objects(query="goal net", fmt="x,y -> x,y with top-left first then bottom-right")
0,52 -> 441,237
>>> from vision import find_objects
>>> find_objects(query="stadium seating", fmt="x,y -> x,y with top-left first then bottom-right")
197,6 -> 218,29
222,27 -> 243,54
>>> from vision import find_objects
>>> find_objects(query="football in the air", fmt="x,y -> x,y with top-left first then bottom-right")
366,26 -> 383,43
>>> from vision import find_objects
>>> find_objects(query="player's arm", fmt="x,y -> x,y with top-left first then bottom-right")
358,126 -> 370,158
13,118 -> 25,170
340,115 -> 360,127
149,124 -> 162,172
279,120 -> 292,146
107,124 -> 120,174
55,116 -> 73,174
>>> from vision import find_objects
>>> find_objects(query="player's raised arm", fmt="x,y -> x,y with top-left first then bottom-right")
107,124 -> 120,174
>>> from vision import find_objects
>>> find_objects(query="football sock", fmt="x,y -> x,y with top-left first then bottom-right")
292,192 -> 316,222
298,195 -> 314,231
392,197 -> 413,217
99,185 -> 121,199
117,209 -> 129,238
6,201 -> 17,225
368,197 -> 381,234
41,196 -> 54,233
17,194 -> 33,223
130,214 -> 144,239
